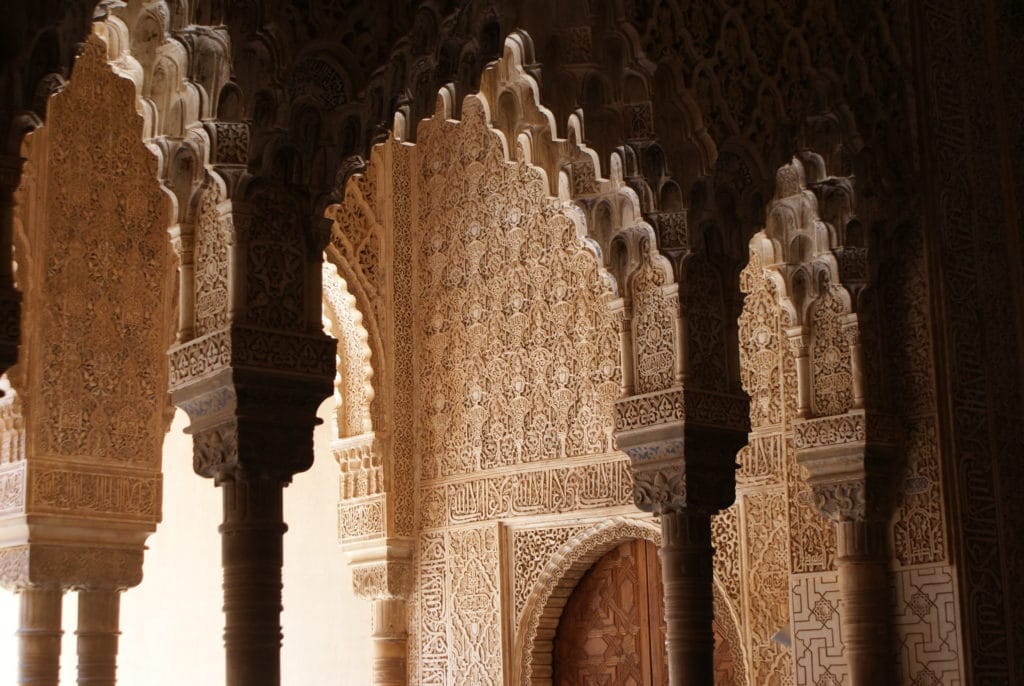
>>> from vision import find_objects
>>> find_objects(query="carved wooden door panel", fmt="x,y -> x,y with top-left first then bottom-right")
553,539 -> 662,686
553,539 -> 736,686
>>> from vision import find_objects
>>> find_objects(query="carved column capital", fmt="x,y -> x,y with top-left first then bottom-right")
614,387 -> 748,515
0,544 -> 145,593
169,326 -> 336,484
345,538 -> 415,601
794,410 -> 902,523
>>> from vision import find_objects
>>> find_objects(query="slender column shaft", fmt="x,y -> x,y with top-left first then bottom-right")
17,587 -> 63,686
371,598 -> 407,686
659,510 -> 715,686
220,474 -> 287,686
76,590 -> 121,686
836,520 -> 893,686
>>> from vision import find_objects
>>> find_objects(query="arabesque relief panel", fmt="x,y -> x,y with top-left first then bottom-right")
0,30 -> 175,564
413,96 -> 621,482
13,34 -> 174,476
407,92 -> 628,682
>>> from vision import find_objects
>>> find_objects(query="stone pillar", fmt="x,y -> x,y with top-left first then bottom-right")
220,473 -> 287,686
166,155 -> 337,684
76,589 -> 120,686
614,388 -> 749,686
796,411 -> 901,686
370,598 -> 407,685
171,340 -> 335,686
17,587 -> 63,686
835,519 -> 891,683
659,510 -> 714,685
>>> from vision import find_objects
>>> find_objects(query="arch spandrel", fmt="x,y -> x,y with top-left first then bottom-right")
414,92 -> 623,479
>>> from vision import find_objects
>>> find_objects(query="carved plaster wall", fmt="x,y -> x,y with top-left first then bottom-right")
324,44 -> 654,683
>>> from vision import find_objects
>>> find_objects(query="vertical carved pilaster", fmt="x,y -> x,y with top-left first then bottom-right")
76,589 -> 120,686
170,153 -> 336,685
17,587 -> 63,686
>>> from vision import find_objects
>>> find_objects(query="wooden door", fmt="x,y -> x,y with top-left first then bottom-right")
553,539 -> 736,686
553,539 -> 664,686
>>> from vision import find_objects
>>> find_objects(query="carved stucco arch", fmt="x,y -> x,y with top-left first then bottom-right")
322,159 -> 388,501
322,29 -> 688,473
321,260 -> 375,435
87,5 -> 214,219
515,516 -> 747,686
474,32 -> 680,301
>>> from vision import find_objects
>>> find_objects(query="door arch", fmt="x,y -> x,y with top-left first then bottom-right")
552,539 -> 738,685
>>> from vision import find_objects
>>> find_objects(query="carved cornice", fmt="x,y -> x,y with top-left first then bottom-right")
2,459 -> 161,524
793,411 -> 900,452
27,463 -> 161,523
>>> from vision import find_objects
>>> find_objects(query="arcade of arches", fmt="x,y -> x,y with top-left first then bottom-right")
0,1 -> 1021,685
